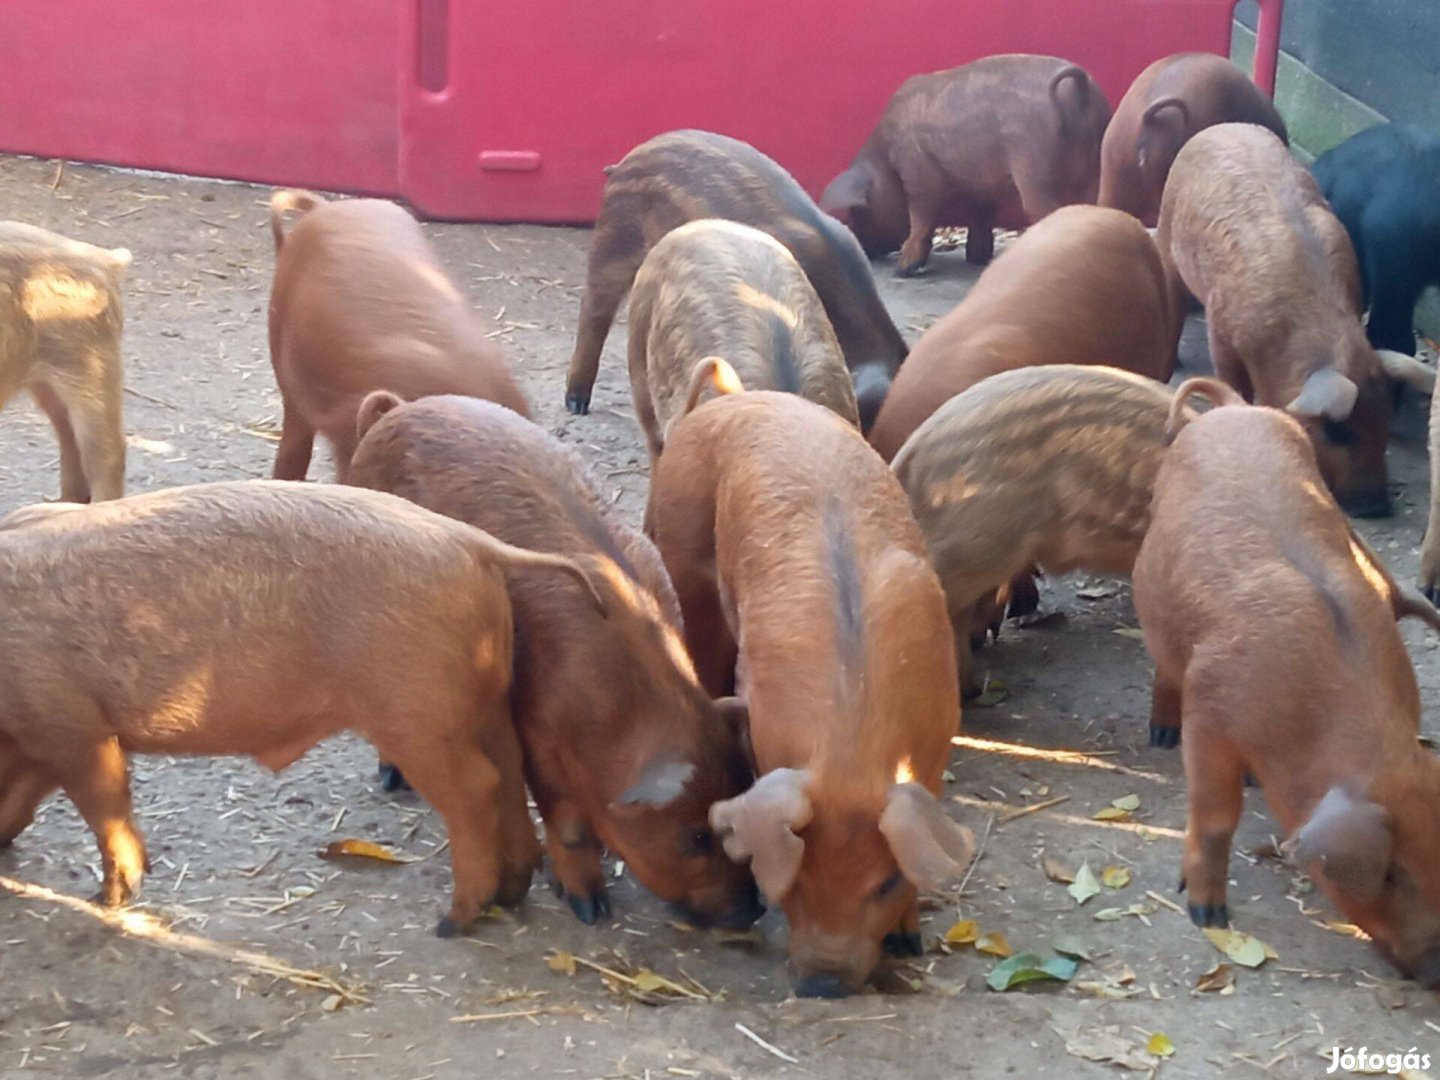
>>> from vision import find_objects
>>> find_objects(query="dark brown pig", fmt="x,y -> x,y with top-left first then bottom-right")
1099,53 -> 1288,226
893,364 -> 1179,697
820,54 -> 1110,273
1155,123 -> 1433,517
562,130 -> 908,431
1133,381 -> 1440,985
869,204 -> 1178,462
267,190 -> 529,482
348,393 -> 762,929
647,387 -> 974,997
627,219 -> 859,458
1,221 -> 129,502
0,481 -> 606,936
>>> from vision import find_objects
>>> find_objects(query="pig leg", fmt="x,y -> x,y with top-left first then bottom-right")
1178,712 -> 1246,928
328,423 -> 360,485
882,899 -> 924,957
472,709 -> 542,906
895,168 -> 941,276
47,369 -> 125,502
565,219 -> 645,415
1148,669 -> 1182,749
272,402 -> 316,481
27,381 -> 90,502
1206,326 -> 1253,402
0,735 -> 59,846
964,220 -> 995,267
536,794 -> 610,924
60,737 -> 148,906
1419,392 -> 1440,603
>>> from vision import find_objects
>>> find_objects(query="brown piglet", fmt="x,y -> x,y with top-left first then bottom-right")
0,481 -> 606,936
266,190 -> 528,481
1133,381 -> 1440,984
821,54 -> 1110,273
868,204 -> 1178,463
1156,123 -> 1433,517
1099,53 -> 1288,226
893,365 -> 1180,696
627,219 -> 859,458
647,384 -> 974,997
1,221 -> 130,502
348,393 -> 762,929
562,130 -> 907,430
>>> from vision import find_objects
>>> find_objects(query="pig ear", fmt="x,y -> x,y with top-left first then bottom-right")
1286,368 -> 1359,421
709,768 -> 813,900
1281,787 -> 1393,905
820,165 -> 873,213
612,760 -> 697,810
1377,349 -> 1436,395
879,783 -> 976,892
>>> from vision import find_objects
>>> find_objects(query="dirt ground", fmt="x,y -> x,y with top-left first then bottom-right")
1,154 -> 1438,1080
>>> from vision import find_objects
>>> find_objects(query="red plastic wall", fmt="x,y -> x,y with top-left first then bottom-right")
0,1 -> 1274,223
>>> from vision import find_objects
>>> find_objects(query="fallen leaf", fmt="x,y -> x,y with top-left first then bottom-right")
1194,962 -> 1236,994
1093,807 -> 1131,822
1203,927 -> 1276,968
1111,794 -> 1141,812
975,931 -> 1012,958
1077,583 -> 1119,599
943,919 -> 980,945
320,839 -> 416,864
986,952 -> 1077,991
1147,1032 -> 1176,1059
1051,934 -> 1092,961
974,680 -> 1008,708
1042,856 -> 1076,884
320,994 -> 343,1013
1101,865 -> 1132,889
631,970 -> 690,996
546,950 -> 577,976
1057,1025 -> 1153,1070
1112,627 -> 1146,640
1068,863 -> 1101,905
1093,902 -> 1156,923
1075,980 -> 1140,1000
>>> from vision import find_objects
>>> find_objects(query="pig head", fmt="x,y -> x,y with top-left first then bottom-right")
710,768 -> 974,996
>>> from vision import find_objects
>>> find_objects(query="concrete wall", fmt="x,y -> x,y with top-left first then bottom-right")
1232,0 -> 1439,338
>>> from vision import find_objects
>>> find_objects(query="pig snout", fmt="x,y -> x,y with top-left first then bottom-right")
669,878 -> 765,931
792,971 -> 853,999
787,933 -> 880,998
1338,487 -> 1394,520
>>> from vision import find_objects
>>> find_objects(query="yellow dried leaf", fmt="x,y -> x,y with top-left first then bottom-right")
1068,863 -> 1101,905
1100,865 -> 1131,889
1042,856 -> 1075,884
320,839 -> 415,864
1093,807 -> 1131,822
1194,962 -> 1236,993
631,970 -> 688,995
1111,794 -> 1141,812
1203,927 -> 1276,968
1147,1032 -> 1175,1058
975,931 -> 1013,958
546,950 -> 577,976
944,919 -> 980,945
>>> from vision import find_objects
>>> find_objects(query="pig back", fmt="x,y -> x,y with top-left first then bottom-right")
632,220 -> 859,431
0,481 -> 509,755
895,365 -> 1174,575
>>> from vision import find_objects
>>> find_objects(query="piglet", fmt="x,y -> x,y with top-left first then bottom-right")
0,481 -> 603,936
563,130 -> 907,430
647,378 -> 974,997
1099,53 -> 1287,226
1134,380 -> 1440,985
1156,123 -> 1433,517
893,364 -> 1178,695
626,219 -> 859,458
1312,123 -> 1440,356
267,191 -> 528,481
1,221 -> 129,502
349,392 -> 762,929
869,204 -> 1177,462
821,54 -> 1110,273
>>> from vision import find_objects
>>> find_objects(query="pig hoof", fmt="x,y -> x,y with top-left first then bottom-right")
894,261 -> 926,279
882,930 -> 924,958
434,915 -> 462,939
1148,726 -> 1181,749
1243,772 -> 1258,788
566,889 -> 611,925
377,763 -> 411,793
564,391 -> 590,416
1187,903 -> 1229,929
1424,583 -> 1440,607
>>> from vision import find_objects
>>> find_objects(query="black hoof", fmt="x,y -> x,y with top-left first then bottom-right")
435,916 -> 460,939
894,263 -> 926,279
566,888 -> 611,925
1149,725 -> 1181,749
883,930 -> 924,958
565,392 -> 590,416
1187,903 -> 1229,929
1243,772 -> 1258,788
1424,584 -> 1440,607
377,762 -> 411,792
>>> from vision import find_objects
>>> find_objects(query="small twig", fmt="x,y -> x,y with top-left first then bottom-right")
735,1022 -> 799,1064
124,385 -> 180,410
954,812 -> 994,899
998,794 -> 1070,824
1145,890 -> 1186,915
51,161 -> 65,192
449,1009 -> 548,1023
